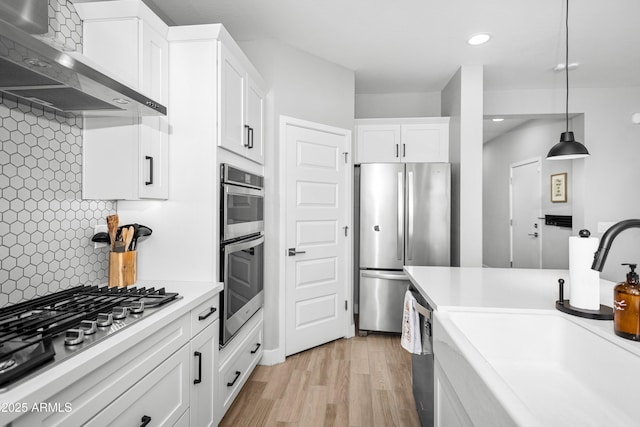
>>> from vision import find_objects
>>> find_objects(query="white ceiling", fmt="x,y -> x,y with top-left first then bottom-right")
139,0 -> 640,95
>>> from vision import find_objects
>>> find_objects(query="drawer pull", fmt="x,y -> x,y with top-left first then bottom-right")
198,307 -> 217,321
194,351 -> 202,384
140,415 -> 151,427
227,370 -> 241,387
250,343 -> 261,354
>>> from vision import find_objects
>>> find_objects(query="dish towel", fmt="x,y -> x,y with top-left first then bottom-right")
401,290 -> 422,354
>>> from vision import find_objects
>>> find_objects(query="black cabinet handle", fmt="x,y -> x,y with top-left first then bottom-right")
395,144 -> 399,158
403,143 -> 406,157
227,370 -> 241,387
140,415 -> 151,427
198,307 -> 217,321
250,343 -> 261,354
145,156 -> 153,185
244,125 -> 250,147
194,351 -> 202,384
248,127 -> 254,149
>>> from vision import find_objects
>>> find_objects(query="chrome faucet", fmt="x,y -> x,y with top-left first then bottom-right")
591,219 -> 640,271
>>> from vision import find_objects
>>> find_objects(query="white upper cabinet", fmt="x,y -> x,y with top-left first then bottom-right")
355,118 -> 450,164
77,1 -> 169,200
219,43 -> 266,164
356,124 -> 402,163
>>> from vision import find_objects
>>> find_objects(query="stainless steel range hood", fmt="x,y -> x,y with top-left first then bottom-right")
0,2 -> 167,116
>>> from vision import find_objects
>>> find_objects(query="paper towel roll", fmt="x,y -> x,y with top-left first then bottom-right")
569,235 -> 600,310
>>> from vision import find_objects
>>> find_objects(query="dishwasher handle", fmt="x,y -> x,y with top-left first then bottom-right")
410,290 -> 434,355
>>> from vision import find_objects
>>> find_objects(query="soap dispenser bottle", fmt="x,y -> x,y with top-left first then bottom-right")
614,263 -> 640,340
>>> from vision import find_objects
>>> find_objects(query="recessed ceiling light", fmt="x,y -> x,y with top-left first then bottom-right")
113,98 -> 130,105
492,118 -> 505,122
553,62 -> 580,71
467,33 -> 491,46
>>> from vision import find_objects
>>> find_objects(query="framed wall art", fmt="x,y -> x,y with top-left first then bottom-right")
551,172 -> 567,203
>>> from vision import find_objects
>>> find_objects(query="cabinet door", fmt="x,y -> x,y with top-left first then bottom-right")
140,22 -> 168,103
356,124 -> 401,163
81,18 -> 139,88
245,75 -> 265,164
139,116 -> 169,199
401,123 -> 449,163
85,345 -> 190,427
219,44 -> 247,156
191,320 -> 219,427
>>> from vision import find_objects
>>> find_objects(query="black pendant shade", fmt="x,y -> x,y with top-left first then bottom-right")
546,0 -> 590,161
547,131 -> 590,160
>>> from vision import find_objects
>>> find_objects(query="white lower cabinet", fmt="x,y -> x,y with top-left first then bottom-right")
174,409 -> 190,427
434,359 -> 473,427
85,345 -> 190,426
218,309 -> 264,413
189,295 -> 221,426
191,321 -> 219,427
9,293 -> 270,427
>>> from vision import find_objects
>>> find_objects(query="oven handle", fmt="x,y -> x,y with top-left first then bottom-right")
223,234 -> 265,254
224,183 -> 265,198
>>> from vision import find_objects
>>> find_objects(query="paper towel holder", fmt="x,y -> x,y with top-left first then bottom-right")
555,278 -> 614,320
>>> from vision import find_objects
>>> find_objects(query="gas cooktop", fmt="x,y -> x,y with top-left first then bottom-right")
0,285 -> 181,390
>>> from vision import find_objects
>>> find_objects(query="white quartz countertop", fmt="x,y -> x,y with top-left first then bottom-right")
404,266 -> 615,311
0,280 -> 222,425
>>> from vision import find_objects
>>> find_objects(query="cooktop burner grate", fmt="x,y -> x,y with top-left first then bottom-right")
0,285 -> 180,389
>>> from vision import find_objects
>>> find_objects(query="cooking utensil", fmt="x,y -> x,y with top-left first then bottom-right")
91,232 -> 110,243
107,214 -> 119,251
124,226 -> 134,251
132,225 -> 152,250
120,227 -> 129,248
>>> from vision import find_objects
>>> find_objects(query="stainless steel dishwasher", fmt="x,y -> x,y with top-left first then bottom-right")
410,288 -> 434,427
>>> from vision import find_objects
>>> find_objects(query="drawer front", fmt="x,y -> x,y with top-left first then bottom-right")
86,345 -> 190,426
219,319 -> 263,410
191,295 -> 220,337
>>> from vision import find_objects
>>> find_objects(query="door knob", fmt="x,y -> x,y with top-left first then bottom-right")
528,232 -> 539,238
288,248 -> 306,256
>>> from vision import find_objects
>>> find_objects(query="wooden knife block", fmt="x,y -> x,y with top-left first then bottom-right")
108,251 -> 137,287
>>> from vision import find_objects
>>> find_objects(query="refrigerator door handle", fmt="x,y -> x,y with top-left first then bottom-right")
361,271 -> 409,281
407,170 -> 414,260
397,171 -> 403,261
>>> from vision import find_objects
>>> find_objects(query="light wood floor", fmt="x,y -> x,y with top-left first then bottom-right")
219,333 -> 420,427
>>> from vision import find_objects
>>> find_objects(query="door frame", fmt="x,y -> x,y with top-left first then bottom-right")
273,115 -> 354,363
509,157 -> 542,268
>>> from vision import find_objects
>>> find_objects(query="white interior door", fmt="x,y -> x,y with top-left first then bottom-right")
510,159 -> 542,268
285,121 -> 349,356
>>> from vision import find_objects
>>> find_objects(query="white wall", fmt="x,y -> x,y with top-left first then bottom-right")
485,87 -> 640,281
442,66 -> 484,267
355,91 -> 441,118
239,39 -> 355,359
483,119 -> 574,269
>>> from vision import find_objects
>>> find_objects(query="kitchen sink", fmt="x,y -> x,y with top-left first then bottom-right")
435,310 -> 640,426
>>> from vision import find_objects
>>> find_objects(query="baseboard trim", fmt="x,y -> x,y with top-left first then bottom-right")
259,347 -> 286,366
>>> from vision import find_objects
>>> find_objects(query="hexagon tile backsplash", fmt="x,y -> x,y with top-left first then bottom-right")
0,95 -> 115,307
0,0 -> 115,307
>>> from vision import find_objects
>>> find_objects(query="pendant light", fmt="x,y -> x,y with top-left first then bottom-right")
546,0 -> 590,160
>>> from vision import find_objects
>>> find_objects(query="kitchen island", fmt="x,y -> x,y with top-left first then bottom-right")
0,280 -> 222,427
404,266 -> 640,427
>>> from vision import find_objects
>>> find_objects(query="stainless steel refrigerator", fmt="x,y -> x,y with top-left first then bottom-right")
358,163 -> 450,333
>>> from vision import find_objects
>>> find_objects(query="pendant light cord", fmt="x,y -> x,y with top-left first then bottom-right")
565,0 -> 569,133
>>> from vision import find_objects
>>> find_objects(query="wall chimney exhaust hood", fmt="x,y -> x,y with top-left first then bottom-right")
0,2 -> 166,116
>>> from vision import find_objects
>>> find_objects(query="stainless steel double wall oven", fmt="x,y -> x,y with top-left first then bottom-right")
219,164 -> 265,347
